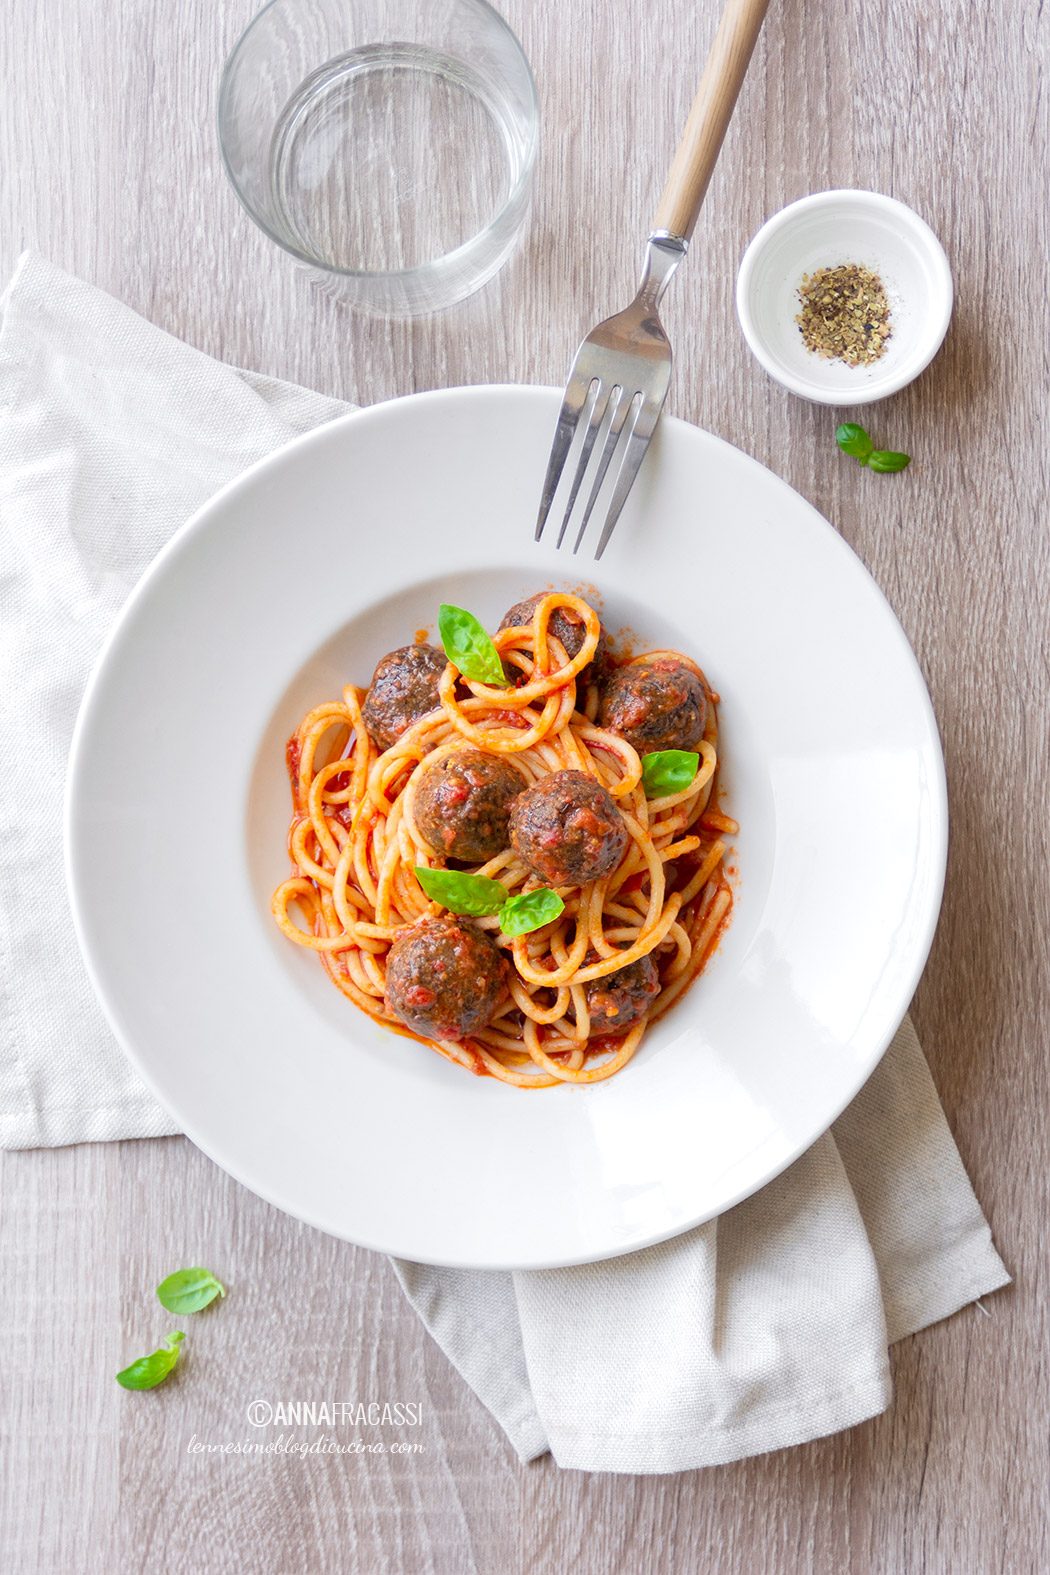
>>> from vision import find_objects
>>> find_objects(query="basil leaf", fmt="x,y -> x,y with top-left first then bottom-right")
116,1331 -> 184,1391
414,866 -> 509,916
438,604 -> 511,688
156,1268 -> 226,1314
835,422 -> 874,463
641,750 -> 699,798
867,449 -> 911,473
499,888 -> 565,937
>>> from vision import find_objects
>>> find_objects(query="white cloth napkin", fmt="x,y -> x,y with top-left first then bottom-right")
0,254 -> 1010,1472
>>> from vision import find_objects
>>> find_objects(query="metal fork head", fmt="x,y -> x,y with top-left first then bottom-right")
535,233 -> 687,559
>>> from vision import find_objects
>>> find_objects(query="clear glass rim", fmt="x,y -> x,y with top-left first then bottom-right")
216,0 -> 540,284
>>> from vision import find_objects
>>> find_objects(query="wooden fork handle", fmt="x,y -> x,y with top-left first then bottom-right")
653,0 -> 772,242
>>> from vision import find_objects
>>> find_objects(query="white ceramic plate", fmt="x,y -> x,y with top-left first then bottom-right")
66,386 -> 947,1269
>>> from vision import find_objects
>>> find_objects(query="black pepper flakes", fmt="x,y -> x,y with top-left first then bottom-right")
796,263 -> 892,368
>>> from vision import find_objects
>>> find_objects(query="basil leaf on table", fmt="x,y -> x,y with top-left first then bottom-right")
835,422 -> 875,462
641,750 -> 699,798
156,1267 -> 226,1314
498,888 -> 565,937
867,449 -> 911,473
836,423 -> 910,472
415,866 -> 509,916
116,1331 -> 185,1391
438,604 -> 511,687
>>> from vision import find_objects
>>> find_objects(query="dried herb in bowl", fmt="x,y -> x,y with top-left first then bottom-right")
796,263 -> 891,368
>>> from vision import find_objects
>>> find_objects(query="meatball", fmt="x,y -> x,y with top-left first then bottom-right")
385,916 -> 505,1041
509,770 -> 627,887
362,644 -> 447,751
599,659 -> 707,754
498,593 -> 609,684
414,750 -> 523,863
583,955 -> 661,1038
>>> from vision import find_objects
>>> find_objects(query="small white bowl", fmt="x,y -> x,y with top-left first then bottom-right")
736,190 -> 953,405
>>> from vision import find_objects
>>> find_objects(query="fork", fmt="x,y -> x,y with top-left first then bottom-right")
536,0 -> 772,558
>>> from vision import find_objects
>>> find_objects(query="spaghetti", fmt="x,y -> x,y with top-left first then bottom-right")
272,593 -> 736,1087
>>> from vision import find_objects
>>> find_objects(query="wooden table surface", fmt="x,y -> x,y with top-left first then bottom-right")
2,1 -> 1047,1570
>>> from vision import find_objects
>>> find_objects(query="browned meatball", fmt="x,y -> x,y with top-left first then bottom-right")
385,916 -> 505,1041
599,659 -> 707,754
583,955 -> 661,1038
498,593 -> 609,684
362,644 -> 447,751
414,751 -> 524,863
509,770 -> 627,887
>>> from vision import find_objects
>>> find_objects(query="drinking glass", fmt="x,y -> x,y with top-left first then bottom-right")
218,0 -> 538,316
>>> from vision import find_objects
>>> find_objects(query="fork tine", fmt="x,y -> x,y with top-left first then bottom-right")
555,381 -> 614,548
592,396 -> 661,560
535,371 -> 595,541
572,386 -> 635,553
538,233 -> 686,556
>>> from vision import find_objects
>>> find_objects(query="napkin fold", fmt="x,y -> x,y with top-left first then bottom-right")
0,254 -> 1010,1472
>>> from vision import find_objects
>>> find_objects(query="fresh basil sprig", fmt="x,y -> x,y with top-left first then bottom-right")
498,888 -> 565,936
641,750 -> 699,798
415,866 -> 509,915
835,423 -> 910,472
156,1268 -> 226,1314
414,867 -> 563,936
116,1331 -> 184,1391
438,604 -> 511,688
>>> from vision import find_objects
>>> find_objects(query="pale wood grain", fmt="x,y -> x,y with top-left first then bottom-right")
654,0 -> 773,238
1,0 -> 1048,1570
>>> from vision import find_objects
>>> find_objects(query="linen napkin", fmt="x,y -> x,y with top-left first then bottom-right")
0,254 -> 1010,1472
